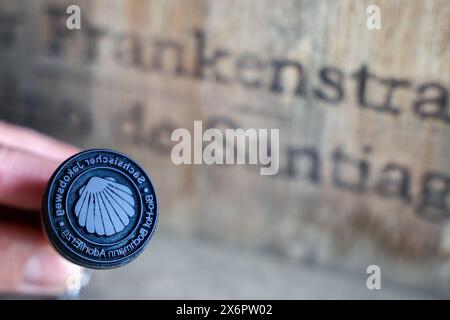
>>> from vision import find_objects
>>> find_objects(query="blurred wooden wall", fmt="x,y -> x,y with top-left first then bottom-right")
0,0 -> 449,293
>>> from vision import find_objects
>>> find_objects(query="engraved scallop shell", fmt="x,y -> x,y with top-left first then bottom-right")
74,176 -> 135,236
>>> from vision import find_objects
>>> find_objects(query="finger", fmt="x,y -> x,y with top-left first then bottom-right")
0,222 -> 82,295
0,121 -> 79,161
0,145 -> 61,210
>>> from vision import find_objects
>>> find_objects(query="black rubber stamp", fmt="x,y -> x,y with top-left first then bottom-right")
42,149 -> 158,269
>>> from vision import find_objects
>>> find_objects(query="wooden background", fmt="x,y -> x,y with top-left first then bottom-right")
0,0 -> 449,293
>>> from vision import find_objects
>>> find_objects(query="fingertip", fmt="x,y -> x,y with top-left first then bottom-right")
0,121 -> 80,162
19,246 -> 84,295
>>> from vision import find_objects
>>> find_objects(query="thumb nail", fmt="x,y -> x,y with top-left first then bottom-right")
20,248 -> 82,295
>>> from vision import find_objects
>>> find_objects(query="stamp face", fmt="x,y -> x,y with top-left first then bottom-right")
42,149 -> 158,269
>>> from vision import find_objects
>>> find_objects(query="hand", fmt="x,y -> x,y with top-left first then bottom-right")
0,121 -> 83,296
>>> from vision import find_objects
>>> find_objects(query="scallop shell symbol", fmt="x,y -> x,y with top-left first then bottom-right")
74,176 -> 135,236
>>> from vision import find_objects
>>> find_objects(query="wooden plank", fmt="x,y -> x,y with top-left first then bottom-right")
0,0 -> 448,292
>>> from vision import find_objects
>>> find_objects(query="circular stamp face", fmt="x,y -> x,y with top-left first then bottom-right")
42,149 -> 158,269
